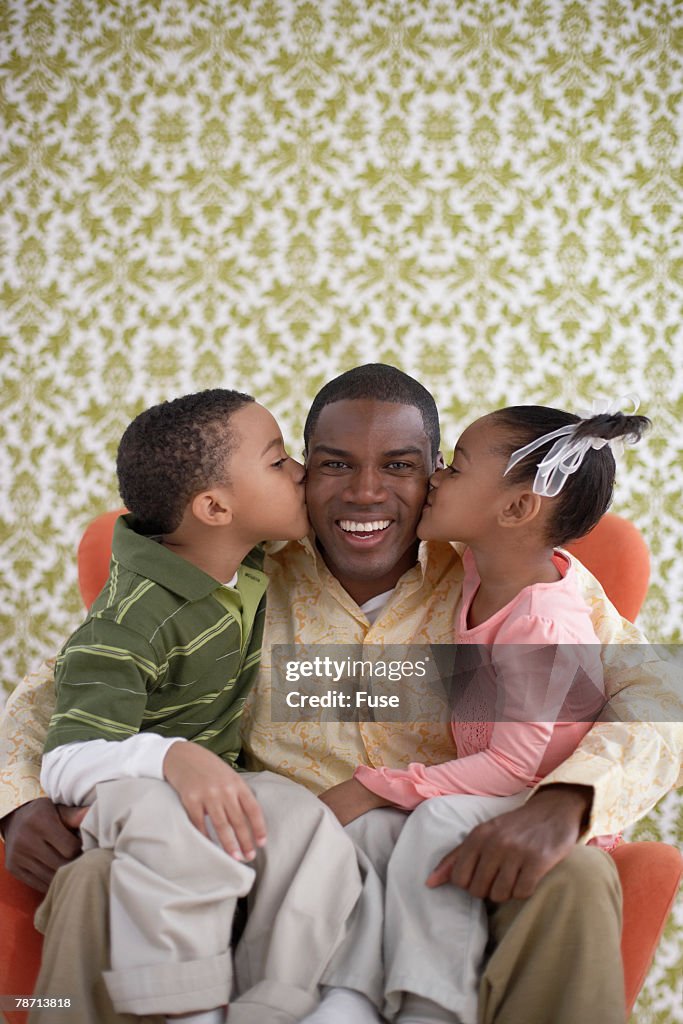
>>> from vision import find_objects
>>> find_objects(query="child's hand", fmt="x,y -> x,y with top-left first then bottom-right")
319,778 -> 392,826
57,804 -> 89,831
163,741 -> 266,861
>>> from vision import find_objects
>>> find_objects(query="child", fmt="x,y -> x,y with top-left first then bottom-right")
351,402 -> 650,1024
40,389 -> 362,1024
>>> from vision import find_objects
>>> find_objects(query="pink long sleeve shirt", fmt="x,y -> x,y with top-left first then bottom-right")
355,549 -> 607,810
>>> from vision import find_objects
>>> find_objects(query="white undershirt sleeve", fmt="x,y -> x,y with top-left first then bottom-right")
41,733 -> 186,806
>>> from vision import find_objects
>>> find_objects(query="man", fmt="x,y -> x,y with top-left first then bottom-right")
1,364 -> 681,1024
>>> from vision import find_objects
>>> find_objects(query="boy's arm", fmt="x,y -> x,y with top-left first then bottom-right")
41,733 -> 184,805
44,618 -> 156,755
45,613 -> 268,861
1,617 -> 156,889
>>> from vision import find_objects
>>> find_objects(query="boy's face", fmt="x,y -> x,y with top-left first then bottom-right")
225,402 -> 308,541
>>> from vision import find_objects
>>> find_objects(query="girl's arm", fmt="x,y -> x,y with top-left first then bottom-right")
355,622 -> 604,810
354,721 -> 555,809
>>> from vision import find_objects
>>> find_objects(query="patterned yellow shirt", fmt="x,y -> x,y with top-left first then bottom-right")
1,537 -> 681,842
241,538 -> 683,841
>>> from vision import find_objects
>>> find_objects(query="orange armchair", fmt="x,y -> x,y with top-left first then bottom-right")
0,511 -> 680,1023
565,513 -> 651,624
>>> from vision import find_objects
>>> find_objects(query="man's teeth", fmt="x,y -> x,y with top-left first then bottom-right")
339,520 -> 391,533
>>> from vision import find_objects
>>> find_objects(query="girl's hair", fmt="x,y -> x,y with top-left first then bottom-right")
490,406 -> 651,547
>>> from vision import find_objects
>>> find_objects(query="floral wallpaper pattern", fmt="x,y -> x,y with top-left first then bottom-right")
1,1 -> 681,1018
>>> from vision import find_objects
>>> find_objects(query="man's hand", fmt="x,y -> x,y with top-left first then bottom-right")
319,778 -> 392,827
426,784 -> 593,902
1,798 -> 84,893
163,741 -> 266,861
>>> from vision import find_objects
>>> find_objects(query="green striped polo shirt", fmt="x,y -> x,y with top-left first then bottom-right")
45,515 -> 268,767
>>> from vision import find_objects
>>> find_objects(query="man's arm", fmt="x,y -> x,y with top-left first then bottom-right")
551,564 -> 683,838
0,659 -> 84,890
0,799 -> 84,892
426,782 -> 592,900
538,647 -> 683,838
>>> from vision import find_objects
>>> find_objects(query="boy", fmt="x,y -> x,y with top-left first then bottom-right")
40,389 -> 362,1024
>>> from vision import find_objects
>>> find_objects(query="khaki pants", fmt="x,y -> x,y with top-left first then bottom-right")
31,806 -> 626,1024
482,847 -> 625,1024
31,772 -> 362,1024
326,803 -> 625,1024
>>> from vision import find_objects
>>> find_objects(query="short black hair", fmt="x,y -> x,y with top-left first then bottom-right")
303,364 -> 440,460
117,389 -> 254,534
491,405 -> 651,546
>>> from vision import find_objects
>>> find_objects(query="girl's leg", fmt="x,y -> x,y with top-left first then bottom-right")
299,807 -> 409,1024
326,807 -> 408,998
385,793 -> 526,1024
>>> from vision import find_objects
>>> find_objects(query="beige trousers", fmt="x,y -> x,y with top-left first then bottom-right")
327,802 -> 626,1024
31,800 -> 626,1024
30,772 -> 362,1024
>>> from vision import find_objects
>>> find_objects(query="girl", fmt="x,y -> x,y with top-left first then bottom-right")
353,402 -> 650,1024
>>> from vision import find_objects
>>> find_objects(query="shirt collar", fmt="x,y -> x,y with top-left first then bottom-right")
265,533 -> 460,590
113,514 -> 265,602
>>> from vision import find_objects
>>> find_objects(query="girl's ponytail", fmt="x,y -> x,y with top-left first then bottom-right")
573,412 -> 651,445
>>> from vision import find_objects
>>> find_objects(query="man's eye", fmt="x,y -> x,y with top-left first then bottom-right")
386,462 -> 413,471
321,461 -> 350,470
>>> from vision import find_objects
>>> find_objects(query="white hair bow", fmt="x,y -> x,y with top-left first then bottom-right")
503,395 -> 641,498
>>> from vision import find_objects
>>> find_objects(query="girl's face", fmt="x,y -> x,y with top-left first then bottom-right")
417,415 -> 514,544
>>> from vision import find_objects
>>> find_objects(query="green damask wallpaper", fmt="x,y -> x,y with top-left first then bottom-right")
1,0 -> 681,1018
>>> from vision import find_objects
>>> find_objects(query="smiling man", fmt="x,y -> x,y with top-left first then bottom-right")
242,365 -> 680,1024
1,364 -> 681,1024
303,396 -> 438,604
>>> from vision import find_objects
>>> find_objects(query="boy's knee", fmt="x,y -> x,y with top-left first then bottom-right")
96,777 -> 182,827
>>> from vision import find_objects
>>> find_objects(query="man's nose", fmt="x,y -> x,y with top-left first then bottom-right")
343,466 -> 388,504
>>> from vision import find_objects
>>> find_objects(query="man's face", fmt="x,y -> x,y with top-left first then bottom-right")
305,399 -> 435,604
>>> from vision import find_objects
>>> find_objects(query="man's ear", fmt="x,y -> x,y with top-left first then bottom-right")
497,489 -> 543,529
435,450 -> 445,470
190,488 -> 234,527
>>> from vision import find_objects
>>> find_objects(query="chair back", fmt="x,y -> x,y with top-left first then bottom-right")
565,513 -> 650,623
77,508 -> 126,608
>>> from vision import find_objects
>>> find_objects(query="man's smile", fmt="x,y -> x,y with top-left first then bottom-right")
335,518 -> 394,545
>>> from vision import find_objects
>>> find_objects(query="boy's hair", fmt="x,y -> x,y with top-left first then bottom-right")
491,406 -> 651,547
117,389 -> 255,535
303,363 -> 440,461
